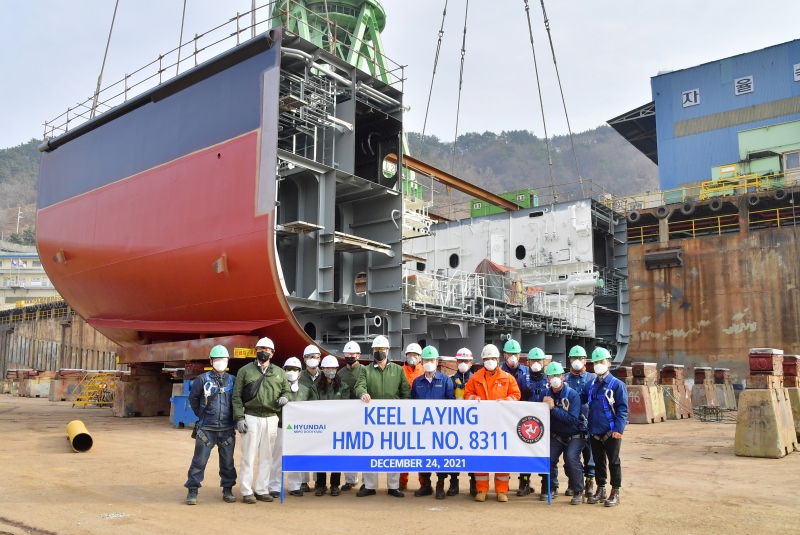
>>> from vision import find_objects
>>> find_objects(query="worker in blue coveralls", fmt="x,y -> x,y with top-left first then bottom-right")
501,339 -> 532,496
565,345 -> 597,500
525,347 -> 550,499
542,361 -> 586,505
584,347 -> 628,508
184,345 -> 237,505
411,345 -> 455,500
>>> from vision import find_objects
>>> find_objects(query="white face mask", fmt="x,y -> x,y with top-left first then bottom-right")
458,362 -> 472,374
423,361 -> 437,373
530,362 -> 543,373
484,359 -> 498,371
323,370 -> 337,380
406,356 -> 419,367
571,359 -> 584,371
212,359 -> 228,372
305,358 -> 320,369
594,362 -> 609,376
550,377 -> 563,389
506,356 -> 519,368
285,370 -> 299,382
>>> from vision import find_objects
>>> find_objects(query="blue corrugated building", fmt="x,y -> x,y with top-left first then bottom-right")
609,39 -> 800,190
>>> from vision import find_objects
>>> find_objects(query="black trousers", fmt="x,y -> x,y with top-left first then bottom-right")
590,435 -> 622,489
316,472 -> 341,488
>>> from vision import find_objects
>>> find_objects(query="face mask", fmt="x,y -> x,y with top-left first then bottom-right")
550,377 -> 563,389
373,351 -> 388,362
305,358 -> 320,369
256,350 -> 271,363
458,362 -> 471,374
423,361 -> 437,373
406,356 -> 419,367
212,359 -> 228,372
506,356 -> 519,368
323,370 -> 337,380
285,370 -> 299,382
530,362 -> 542,373
571,360 -> 584,372
484,359 -> 498,371
344,357 -> 358,366
594,363 -> 609,376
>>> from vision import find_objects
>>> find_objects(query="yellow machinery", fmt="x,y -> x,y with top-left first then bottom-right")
71,372 -> 116,408
66,420 -> 93,452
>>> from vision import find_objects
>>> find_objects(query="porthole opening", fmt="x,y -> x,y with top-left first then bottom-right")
515,245 -> 526,260
449,254 -> 459,269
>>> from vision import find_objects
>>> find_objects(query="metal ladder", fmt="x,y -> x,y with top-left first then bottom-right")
72,372 -> 116,408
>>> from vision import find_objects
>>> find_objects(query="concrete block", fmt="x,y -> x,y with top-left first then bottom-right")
735,389 -> 798,458
8,381 -> 20,396
27,381 -> 51,398
691,382 -> 719,407
748,375 -> 784,389
627,385 -> 660,424
662,384 -> 692,420
112,380 -> 172,418
778,389 -> 798,451
1,380 -> 10,394
716,384 -> 737,409
786,387 -> 800,441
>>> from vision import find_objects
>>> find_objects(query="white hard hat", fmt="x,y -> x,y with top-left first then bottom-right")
481,344 -> 500,359
256,337 -> 275,350
372,335 -> 390,349
303,345 -> 321,357
321,355 -> 339,368
343,341 -> 361,354
284,357 -> 302,369
455,348 -> 474,360
405,343 -> 422,355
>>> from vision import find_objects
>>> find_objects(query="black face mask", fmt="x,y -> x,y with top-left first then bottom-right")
344,357 -> 357,366
256,350 -> 271,363
531,370 -> 544,381
373,351 -> 388,362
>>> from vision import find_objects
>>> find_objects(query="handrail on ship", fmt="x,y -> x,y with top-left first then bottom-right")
42,0 -> 406,141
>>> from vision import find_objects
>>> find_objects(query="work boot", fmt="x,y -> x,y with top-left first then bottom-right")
269,491 -> 280,498
496,492 -> 508,502
516,480 -> 531,497
289,489 -> 303,497
414,483 -> 433,497
356,488 -> 376,497
584,478 -> 595,498
435,481 -> 446,500
300,483 -> 311,493
185,488 -> 198,505
570,491 -> 583,505
399,482 -> 408,491
475,491 -> 487,502
222,487 -> 236,503
315,486 -> 327,496
565,489 -> 574,496
242,494 -> 256,504
388,489 -> 405,498
587,486 -> 607,504
255,493 -> 273,502
538,484 -> 548,501
341,483 -> 354,491
469,477 -> 477,497
446,479 -> 459,496
604,489 -> 620,507
330,486 -> 340,497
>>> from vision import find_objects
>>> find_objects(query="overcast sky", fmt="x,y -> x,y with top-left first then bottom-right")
1,0 -> 799,149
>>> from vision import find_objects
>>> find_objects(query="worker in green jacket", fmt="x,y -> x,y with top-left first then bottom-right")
314,355 -> 352,496
231,337 -> 291,504
299,344 -> 323,401
355,335 -> 411,498
337,340 -> 363,491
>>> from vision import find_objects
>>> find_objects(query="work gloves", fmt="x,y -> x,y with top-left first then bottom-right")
277,397 -> 289,407
236,420 -> 248,434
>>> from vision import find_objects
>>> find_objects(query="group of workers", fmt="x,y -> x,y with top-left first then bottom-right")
184,335 -> 628,508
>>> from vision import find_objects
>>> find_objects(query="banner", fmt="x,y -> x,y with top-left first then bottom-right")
283,399 -> 550,474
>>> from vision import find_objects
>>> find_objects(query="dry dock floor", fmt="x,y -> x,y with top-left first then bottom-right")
0,395 -> 796,534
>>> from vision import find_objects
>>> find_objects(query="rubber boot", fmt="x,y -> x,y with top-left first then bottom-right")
584,478 -> 595,499
414,483 -> 433,497
587,486 -> 607,504
222,487 -> 236,503
446,478 -> 459,496
435,481 -> 446,500
185,488 -> 198,505
604,488 -> 620,507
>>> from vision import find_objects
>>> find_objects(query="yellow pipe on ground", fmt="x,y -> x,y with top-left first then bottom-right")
66,420 -> 93,452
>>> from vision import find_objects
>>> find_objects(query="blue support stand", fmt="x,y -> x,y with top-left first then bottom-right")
280,470 -> 284,503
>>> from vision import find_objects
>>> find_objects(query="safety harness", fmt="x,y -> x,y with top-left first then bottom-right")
547,386 -> 587,444
588,374 -> 617,441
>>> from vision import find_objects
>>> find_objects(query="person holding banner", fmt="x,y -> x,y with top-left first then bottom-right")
566,345 -> 596,500
585,347 -> 628,508
337,341 -> 363,492
464,344 -> 521,502
232,337 -> 291,504
452,347 -> 476,497
501,339 -> 532,496
411,346 -> 455,499
400,343 -> 425,491
355,335 -> 412,498
269,357 -> 310,498
542,361 -> 585,505
314,355 -> 352,496
525,347 -> 550,499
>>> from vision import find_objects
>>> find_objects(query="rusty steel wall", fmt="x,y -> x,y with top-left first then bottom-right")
628,226 -> 800,384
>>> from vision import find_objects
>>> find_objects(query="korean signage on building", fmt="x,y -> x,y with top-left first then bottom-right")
734,75 -> 754,96
794,63 -> 800,83
682,88 -> 700,108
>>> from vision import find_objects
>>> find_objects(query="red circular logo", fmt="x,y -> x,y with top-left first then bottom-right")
517,416 -> 544,444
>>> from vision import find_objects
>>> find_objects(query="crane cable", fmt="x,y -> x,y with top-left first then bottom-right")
175,0 -> 187,77
523,0 -> 556,200
539,0 -> 585,198
418,0 -> 449,154
451,0 -> 469,173
89,0 -> 120,119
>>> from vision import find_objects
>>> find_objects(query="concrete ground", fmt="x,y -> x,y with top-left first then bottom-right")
0,395 -> 796,535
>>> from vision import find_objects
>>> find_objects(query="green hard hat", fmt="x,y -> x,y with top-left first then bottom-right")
528,347 -> 546,360
421,346 -> 439,360
209,345 -> 229,359
568,345 -> 587,358
545,361 -> 565,375
503,339 -> 521,354
591,347 -> 612,363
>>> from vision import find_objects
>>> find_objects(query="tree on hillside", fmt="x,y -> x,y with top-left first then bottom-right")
8,227 -> 36,246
